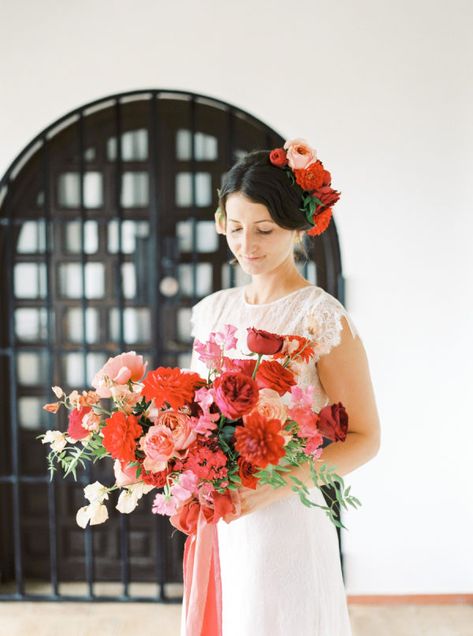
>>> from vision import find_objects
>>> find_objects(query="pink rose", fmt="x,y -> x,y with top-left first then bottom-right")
156,410 -> 196,450
283,138 -> 317,170
113,459 -> 140,487
138,424 -> 176,472
91,351 -> 147,398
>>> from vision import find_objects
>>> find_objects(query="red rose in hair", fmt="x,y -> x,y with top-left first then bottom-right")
307,209 -> 333,236
237,456 -> 258,489
269,148 -> 288,168
294,160 -> 326,191
102,411 -> 142,462
255,360 -> 297,396
318,402 -> 349,442
312,185 -> 341,211
235,411 -> 286,468
247,327 -> 284,355
141,367 -> 204,409
213,371 -> 259,420
67,406 -> 92,440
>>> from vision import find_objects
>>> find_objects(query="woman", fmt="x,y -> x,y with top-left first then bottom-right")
185,139 -> 381,635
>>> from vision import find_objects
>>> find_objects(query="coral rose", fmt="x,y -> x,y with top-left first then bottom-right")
247,327 -> 284,355
255,360 -> 297,396
139,424 -> 176,472
283,138 -> 317,170
156,410 -> 196,450
213,371 -> 259,420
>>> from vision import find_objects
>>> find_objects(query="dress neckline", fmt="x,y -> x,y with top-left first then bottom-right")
241,284 -> 317,307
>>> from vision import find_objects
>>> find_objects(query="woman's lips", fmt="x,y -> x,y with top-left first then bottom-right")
243,255 -> 264,260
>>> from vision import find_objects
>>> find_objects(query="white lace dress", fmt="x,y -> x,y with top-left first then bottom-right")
184,285 -> 359,636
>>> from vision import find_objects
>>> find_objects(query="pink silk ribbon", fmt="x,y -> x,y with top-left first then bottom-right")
182,509 -> 222,636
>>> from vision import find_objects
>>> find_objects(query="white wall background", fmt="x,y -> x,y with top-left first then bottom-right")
1,0 -> 472,595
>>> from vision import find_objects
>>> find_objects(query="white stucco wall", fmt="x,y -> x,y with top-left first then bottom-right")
1,0 -> 472,594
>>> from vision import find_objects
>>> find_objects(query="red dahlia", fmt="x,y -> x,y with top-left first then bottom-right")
141,367 -> 204,409
234,411 -> 286,468
102,411 -> 142,462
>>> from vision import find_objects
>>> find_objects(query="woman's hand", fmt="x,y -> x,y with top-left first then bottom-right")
222,481 -> 290,523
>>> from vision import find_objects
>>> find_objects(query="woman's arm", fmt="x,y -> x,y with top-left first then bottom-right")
230,316 -> 381,519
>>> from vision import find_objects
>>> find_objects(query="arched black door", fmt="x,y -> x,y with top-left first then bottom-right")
0,90 -> 344,600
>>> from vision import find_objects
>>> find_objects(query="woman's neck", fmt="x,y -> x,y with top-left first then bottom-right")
244,262 -> 311,305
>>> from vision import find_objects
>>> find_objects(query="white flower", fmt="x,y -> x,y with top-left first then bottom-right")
52,385 -> 64,399
116,482 -> 154,514
41,430 -> 67,453
83,480 -> 110,504
76,501 -> 109,528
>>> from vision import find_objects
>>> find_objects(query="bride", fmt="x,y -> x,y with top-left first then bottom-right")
183,138 -> 381,635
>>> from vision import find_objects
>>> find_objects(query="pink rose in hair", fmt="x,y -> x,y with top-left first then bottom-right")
283,138 -> 317,170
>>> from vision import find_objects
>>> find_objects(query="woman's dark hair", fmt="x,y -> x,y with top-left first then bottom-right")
217,150 -> 311,264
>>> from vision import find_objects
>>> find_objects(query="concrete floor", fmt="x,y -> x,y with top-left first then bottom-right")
1,601 -> 472,636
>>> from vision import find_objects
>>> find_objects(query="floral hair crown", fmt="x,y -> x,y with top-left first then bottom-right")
269,138 -> 341,236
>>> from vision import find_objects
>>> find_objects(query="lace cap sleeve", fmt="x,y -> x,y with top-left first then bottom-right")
302,291 -> 359,361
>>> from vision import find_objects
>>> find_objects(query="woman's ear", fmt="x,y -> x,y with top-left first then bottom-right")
214,208 -> 226,235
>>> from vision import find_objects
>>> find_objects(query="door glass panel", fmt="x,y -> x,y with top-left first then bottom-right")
59,263 -> 105,298
109,307 -> 151,344
178,263 -> 212,297
65,220 -> 99,254
17,351 -> 48,385
18,396 -> 47,430
175,172 -> 212,207
58,172 -> 103,208
63,352 -> 107,387
17,220 -> 47,253
14,263 -> 47,299
121,262 -> 136,299
176,220 -> 218,253
177,307 -> 192,341
107,129 -> 148,161
65,307 -> 100,344
176,130 -> 218,161
108,219 -> 149,254
121,172 -> 149,207
14,308 -> 50,341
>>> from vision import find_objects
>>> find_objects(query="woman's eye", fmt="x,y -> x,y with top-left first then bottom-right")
230,229 -> 272,235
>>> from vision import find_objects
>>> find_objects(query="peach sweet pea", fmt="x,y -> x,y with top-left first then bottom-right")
283,138 -> 317,170
91,352 -> 147,398
156,410 -> 197,450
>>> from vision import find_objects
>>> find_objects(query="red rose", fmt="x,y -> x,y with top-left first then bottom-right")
312,185 -> 341,211
102,411 -> 142,462
247,327 -> 284,355
237,456 -> 258,489
67,406 -> 92,440
213,371 -> 259,420
255,360 -> 297,396
318,402 -> 349,442
170,497 -> 201,535
269,148 -> 288,168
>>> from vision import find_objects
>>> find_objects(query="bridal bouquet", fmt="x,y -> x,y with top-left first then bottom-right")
38,324 -> 360,635
38,324 -> 359,530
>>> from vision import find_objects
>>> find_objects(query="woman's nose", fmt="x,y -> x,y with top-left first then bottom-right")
240,230 -> 257,254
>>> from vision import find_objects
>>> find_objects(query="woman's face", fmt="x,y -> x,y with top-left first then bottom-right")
221,192 -> 297,275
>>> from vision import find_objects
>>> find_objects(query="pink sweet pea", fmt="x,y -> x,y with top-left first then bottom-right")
212,324 -> 238,351
193,335 -> 224,371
